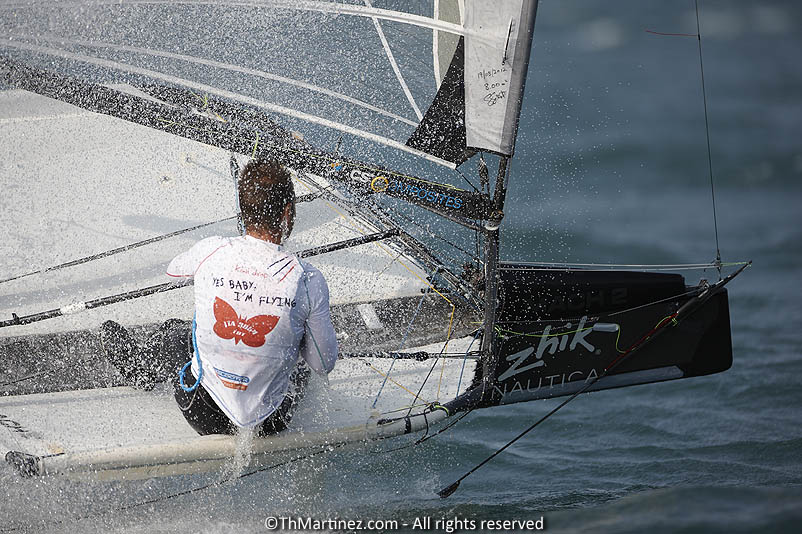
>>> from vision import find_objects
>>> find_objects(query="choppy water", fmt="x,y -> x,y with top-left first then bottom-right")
2,0 -> 801,532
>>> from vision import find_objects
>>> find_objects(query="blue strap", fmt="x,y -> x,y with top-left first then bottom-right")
179,315 -> 203,392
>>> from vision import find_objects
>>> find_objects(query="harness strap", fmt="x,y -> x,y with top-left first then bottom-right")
179,315 -> 203,392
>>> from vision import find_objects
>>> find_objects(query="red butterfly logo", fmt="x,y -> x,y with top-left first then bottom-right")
212,297 -> 279,347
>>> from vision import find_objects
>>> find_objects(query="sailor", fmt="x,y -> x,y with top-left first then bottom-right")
100,159 -> 339,436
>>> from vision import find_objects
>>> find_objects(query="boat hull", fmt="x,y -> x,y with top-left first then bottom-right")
480,265 -> 732,406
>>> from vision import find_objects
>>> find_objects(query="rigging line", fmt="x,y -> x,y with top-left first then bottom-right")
497,323 -> 592,339
436,345 -> 449,400
293,174 -> 377,229
356,358 -> 430,402
0,193 -> 322,285
644,29 -> 697,37
357,205 -> 484,314
506,261 -> 720,268
297,174 -> 472,310
501,261 -> 728,270
294,175 -> 459,397
694,0 -> 722,277
374,406 -> 472,454
360,200 -> 484,311
379,203 -> 483,264
0,39 -> 456,169
454,166 -> 480,193
647,4 -> 722,275
372,294 -> 426,408
8,32 -> 418,127
456,329 -> 481,395
379,402 -> 430,414
0,230 -> 401,329
295,174 -> 457,313
363,0 -> 423,121
293,177 -> 435,400
345,351 -> 480,360
0,217 -> 234,285
405,335 -> 453,418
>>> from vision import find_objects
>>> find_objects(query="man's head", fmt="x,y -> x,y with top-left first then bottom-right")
238,159 -> 295,242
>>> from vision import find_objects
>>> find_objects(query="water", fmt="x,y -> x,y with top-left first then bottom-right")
2,0 -> 802,532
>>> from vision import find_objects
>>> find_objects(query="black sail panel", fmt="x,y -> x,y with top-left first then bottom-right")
405,37 -> 475,166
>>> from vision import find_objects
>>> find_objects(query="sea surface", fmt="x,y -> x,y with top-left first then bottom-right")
1,0 -> 801,533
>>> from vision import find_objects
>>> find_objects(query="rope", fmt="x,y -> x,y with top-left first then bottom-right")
695,0 -> 722,277
380,202 -> 484,265
645,1 -> 723,277
456,330 -> 481,395
502,261 -> 748,271
372,294 -> 425,407
405,338 -> 452,417
0,216 -> 236,285
178,316 -> 202,392
294,174 -> 457,399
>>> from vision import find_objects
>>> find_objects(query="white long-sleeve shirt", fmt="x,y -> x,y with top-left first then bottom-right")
167,235 -> 338,428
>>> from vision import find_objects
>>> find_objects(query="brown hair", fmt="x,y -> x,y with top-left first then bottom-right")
237,159 -> 295,233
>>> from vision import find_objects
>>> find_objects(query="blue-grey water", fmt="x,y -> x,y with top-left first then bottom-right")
1,0 -> 801,532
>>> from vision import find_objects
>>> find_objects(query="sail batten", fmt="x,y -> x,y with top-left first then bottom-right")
0,1 -> 468,35
5,33 -> 419,127
363,0 -> 424,121
1,38 -> 458,168
2,0 -> 539,168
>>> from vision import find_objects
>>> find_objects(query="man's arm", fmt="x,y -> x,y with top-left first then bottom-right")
299,265 -> 338,375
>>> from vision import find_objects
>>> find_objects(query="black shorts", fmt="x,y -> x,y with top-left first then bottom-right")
160,319 -> 310,437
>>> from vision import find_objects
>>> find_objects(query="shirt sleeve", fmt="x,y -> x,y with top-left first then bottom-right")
298,263 -> 338,375
166,236 -> 228,278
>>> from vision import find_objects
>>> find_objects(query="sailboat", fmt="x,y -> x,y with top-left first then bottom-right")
0,0 -> 746,493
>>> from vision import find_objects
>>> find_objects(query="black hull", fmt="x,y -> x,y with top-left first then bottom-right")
0,295 -> 478,396
478,264 -> 733,407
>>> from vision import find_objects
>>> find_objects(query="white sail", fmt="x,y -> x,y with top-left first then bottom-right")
463,0 -> 538,155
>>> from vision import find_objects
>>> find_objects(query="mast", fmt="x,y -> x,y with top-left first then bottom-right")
480,156 -> 509,381
458,0 -> 538,393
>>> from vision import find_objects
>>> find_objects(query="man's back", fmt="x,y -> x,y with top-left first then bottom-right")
167,234 -> 337,428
